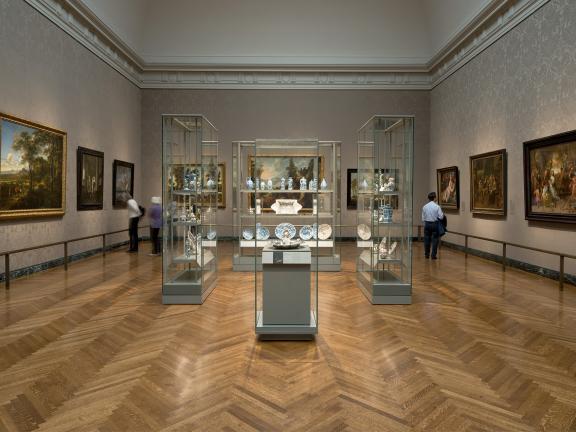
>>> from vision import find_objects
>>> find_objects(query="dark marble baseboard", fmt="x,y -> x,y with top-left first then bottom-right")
0,236 -> 150,283
440,240 -> 576,287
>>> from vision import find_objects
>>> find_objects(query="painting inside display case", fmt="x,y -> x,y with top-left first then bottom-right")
0,113 -> 66,220
77,147 -> 104,210
524,130 -> 576,223
169,162 -> 226,208
436,166 -> 459,210
112,159 -> 134,208
470,150 -> 506,216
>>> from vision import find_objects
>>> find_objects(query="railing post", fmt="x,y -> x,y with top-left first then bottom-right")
559,255 -> 564,291
502,243 -> 507,272
4,254 -> 10,289
64,242 -> 68,271
102,234 -> 106,257
464,235 -> 468,259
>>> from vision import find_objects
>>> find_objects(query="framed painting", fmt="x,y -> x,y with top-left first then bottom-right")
247,155 -> 323,211
112,159 -> 134,208
169,162 -> 226,208
77,147 -> 104,211
0,113 -> 66,220
470,149 -> 507,216
436,166 -> 459,210
524,130 -> 576,223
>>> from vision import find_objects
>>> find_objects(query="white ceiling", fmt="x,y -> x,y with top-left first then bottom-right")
80,0 -> 493,67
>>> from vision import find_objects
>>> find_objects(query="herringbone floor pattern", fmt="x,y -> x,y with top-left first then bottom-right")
0,242 -> 575,431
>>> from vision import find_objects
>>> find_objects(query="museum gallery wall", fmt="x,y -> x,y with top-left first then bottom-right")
429,0 -> 576,275
140,89 -> 431,237
0,0 -> 141,275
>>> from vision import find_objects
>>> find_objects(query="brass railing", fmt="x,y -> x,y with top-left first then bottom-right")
439,230 -> 575,291
0,225 -> 149,289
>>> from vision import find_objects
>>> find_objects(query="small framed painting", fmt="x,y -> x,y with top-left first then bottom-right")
524,130 -> 576,223
436,166 -> 459,210
470,149 -> 507,216
112,159 -> 134,208
77,147 -> 104,210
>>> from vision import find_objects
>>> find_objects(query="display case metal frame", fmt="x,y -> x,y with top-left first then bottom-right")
252,139 -> 319,337
233,140 -> 341,272
356,116 -> 414,304
162,114 -> 219,304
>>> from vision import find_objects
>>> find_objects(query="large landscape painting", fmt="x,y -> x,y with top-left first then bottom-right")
169,162 -> 226,208
470,150 -> 506,216
524,130 -> 576,223
0,113 -> 66,220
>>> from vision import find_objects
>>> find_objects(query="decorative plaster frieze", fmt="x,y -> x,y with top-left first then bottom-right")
430,0 -> 551,87
22,0 -> 142,86
22,0 -> 551,90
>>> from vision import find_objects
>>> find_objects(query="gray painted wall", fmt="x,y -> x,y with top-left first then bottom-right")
430,0 -> 576,274
141,89 -> 430,237
0,0 -> 142,272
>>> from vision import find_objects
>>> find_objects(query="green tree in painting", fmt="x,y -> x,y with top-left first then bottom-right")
12,131 -> 41,193
286,158 -> 298,179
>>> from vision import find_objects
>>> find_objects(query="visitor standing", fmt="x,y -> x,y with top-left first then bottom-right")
148,196 -> 162,256
127,194 -> 142,252
421,191 -> 444,260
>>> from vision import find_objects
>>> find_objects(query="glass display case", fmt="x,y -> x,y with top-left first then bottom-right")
162,115 -> 218,304
233,140 -> 341,272
249,139 -> 319,336
356,116 -> 414,304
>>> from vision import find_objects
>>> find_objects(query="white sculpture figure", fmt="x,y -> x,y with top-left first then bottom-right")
288,177 -> 294,190
320,178 -> 328,190
313,198 -> 317,215
300,177 -> 307,191
280,177 -> 286,190
380,174 -> 395,192
246,177 -> 254,190
360,178 -> 369,190
267,179 -> 273,190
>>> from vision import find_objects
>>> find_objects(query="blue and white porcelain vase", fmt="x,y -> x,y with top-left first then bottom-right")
280,177 -> 286,191
255,178 -> 260,190
288,177 -> 294,190
246,177 -> 254,190
300,177 -> 307,191
267,179 -> 273,190
379,204 -> 393,223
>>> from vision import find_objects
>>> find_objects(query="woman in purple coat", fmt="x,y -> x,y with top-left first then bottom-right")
148,197 -> 162,256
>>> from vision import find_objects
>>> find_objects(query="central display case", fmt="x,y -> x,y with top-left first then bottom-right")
162,115 -> 219,304
356,116 -> 414,304
233,140 -> 340,272
251,139 -> 320,336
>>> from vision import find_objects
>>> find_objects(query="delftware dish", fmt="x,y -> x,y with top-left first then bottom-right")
357,224 -> 371,241
317,224 -> 332,240
242,228 -> 254,240
256,225 -> 270,240
299,225 -> 313,241
275,222 -> 297,239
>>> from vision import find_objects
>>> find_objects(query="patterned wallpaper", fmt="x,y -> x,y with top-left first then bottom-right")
0,0 -> 142,273
430,0 -> 576,272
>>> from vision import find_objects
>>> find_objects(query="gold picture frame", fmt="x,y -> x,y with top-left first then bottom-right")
0,113 -> 67,220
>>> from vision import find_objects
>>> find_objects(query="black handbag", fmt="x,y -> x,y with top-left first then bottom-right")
437,216 -> 447,237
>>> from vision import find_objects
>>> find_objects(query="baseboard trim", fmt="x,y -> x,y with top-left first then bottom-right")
440,240 -> 576,287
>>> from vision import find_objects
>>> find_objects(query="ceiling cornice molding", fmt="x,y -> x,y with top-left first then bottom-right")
22,0 -> 551,90
22,0 -> 142,86
429,0 -> 551,88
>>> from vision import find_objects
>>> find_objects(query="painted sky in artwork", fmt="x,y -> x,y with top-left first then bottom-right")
1,119 -> 35,173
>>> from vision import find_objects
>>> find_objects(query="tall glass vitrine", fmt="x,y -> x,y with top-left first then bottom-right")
233,140 -> 341,272
162,115 -> 218,304
356,116 -> 414,304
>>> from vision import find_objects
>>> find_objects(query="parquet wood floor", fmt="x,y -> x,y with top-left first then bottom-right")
1,242 -> 576,431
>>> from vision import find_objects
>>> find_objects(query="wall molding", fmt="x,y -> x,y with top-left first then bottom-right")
22,0 -> 550,90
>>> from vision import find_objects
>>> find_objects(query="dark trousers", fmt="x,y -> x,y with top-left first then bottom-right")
150,227 -> 160,254
129,217 -> 139,251
424,221 -> 439,258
